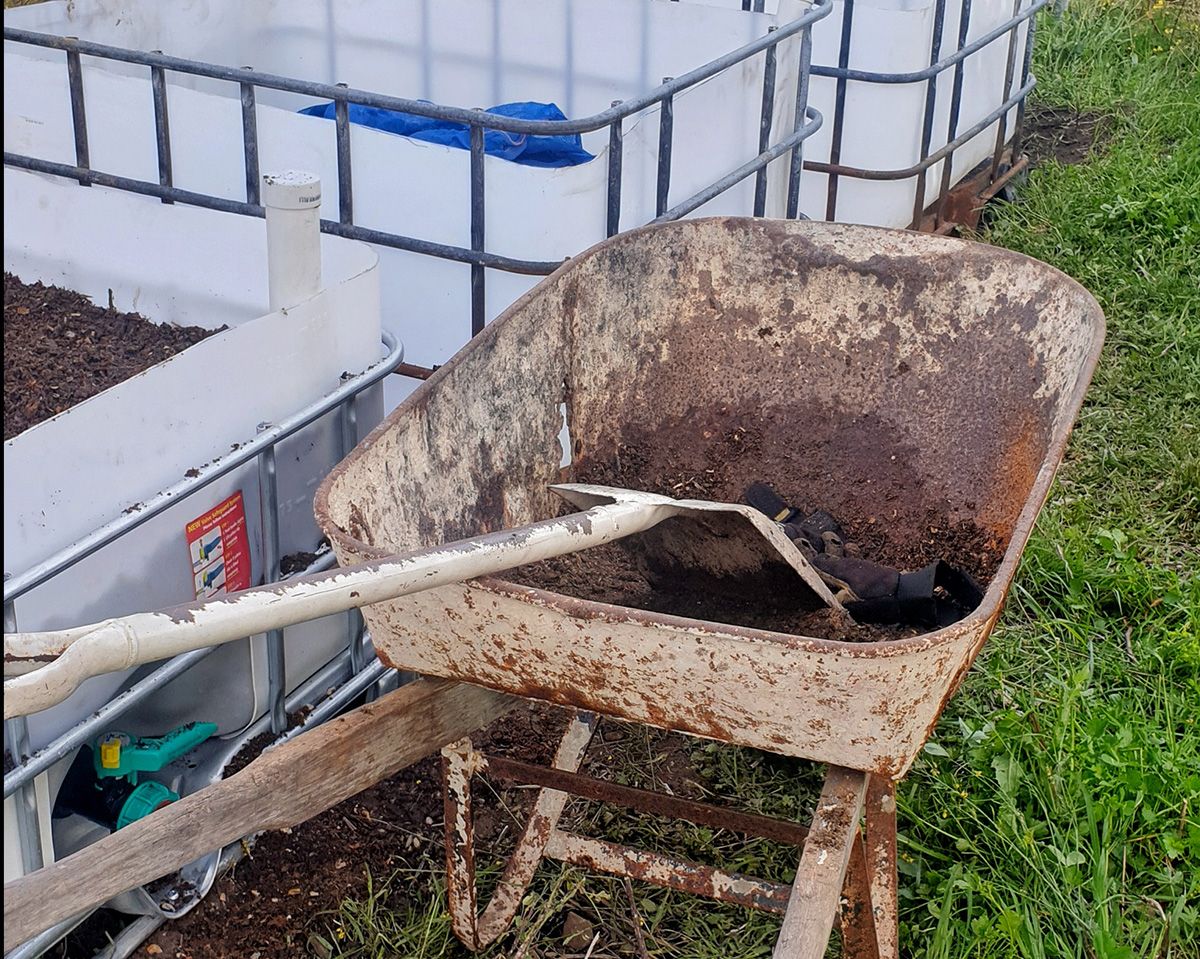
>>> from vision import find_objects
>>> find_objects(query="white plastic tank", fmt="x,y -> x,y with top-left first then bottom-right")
3,167 -> 384,880
3,0 -> 798,402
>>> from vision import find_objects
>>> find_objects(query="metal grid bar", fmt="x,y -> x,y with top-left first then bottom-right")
787,24 -> 816,219
910,0 -> 949,226
64,40 -> 90,185
753,29 -> 778,218
4,10 -> 829,135
935,0 -> 975,227
335,83 -> 354,225
239,71 -> 260,206
150,52 -> 173,202
606,101 -> 624,238
824,0 -> 855,221
990,0 -> 1026,181
808,0 -> 1043,84
256,424 -> 287,734
3,333 -> 403,606
470,121 -> 486,335
1011,12 -> 1038,163
4,0 -> 830,293
656,81 -> 674,218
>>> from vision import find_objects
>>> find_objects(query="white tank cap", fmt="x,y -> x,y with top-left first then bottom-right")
261,170 -> 322,211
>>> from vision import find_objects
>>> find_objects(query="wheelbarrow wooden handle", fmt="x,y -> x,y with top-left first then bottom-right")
1,678 -> 514,953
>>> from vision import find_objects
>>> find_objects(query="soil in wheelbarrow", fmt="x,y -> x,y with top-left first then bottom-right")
3,273 -> 223,441
507,418 -> 1005,642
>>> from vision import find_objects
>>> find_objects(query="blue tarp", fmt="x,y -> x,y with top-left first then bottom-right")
298,100 -> 595,167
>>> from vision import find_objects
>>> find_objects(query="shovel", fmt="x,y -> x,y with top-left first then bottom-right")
4,484 -> 845,719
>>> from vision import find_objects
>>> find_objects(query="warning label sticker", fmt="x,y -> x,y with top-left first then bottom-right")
186,491 -> 251,600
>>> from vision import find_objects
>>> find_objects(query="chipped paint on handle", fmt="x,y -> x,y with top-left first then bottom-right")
4,483 -> 836,718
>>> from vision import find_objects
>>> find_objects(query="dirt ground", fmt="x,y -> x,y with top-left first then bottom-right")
139,703 -> 571,959
1021,104 -> 1117,168
3,273 -> 221,440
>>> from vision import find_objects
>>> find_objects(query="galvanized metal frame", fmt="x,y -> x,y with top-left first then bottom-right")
4,0 -> 830,339
2,334 -> 403,956
1,333 -> 404,954
439,714 -> 894,957
803,0 -> 1046,228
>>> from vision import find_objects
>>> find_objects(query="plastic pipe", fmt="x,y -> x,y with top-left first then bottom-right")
262,170 -> 322,312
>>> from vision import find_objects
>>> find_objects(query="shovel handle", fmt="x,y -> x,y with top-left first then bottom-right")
3,499 -> 672,719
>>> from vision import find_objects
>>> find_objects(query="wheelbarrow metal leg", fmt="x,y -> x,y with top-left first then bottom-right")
773,766 -> 869,959
544,831 -> 793,912
864,775 -> 900,958
442,739 -> 485,950
475,713 -> 597,947
442,712 -> 597,951
838,830 -> 882,959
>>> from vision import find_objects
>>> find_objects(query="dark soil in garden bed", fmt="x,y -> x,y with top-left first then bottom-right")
3,273 -> 223,441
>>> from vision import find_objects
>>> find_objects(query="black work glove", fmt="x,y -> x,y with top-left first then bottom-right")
744,482 -> 983,629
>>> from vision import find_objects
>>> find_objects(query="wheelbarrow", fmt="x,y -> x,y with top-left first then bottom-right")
3,218 -> 1103,956
312,217 -> 1104,955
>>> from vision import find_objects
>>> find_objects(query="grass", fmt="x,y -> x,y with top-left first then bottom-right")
319,1 -> 1199,955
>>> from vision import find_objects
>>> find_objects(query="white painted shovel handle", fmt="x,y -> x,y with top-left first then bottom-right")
3,500 -> 671,719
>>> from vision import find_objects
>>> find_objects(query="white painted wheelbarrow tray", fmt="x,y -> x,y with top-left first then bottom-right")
314,217 -> 1105,779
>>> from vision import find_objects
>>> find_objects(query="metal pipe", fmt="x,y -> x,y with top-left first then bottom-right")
3,2 -> 833,137
470,119 -> 486,336
3,332 -> 402,609
656,82 -> 674,218
256,423 -> 286,735
150,53 -> 173,203
239,71 -> 260,206
4,648 -> 217,797
786,26 -> 815,219
753,31 -> 778,219
64,38 -> 90,186
606,101 -> 623,238
334,83 -> 354,225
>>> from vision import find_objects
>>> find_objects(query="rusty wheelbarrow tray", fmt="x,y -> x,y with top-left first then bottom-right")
315,218 -> 1104,954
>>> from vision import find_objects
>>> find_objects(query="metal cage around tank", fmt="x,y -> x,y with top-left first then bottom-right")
4,0 -> 831,343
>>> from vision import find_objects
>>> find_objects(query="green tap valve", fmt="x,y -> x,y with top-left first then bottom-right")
93,721 -> 218,784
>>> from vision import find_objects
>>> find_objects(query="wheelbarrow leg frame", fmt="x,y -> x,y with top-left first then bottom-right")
440,712 -> 898,957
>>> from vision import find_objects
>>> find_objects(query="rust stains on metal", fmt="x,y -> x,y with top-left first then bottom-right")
545,831 -> 793,915
315,217 -> 1104,778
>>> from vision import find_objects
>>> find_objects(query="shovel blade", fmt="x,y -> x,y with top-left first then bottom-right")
550,484 -> 844,612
